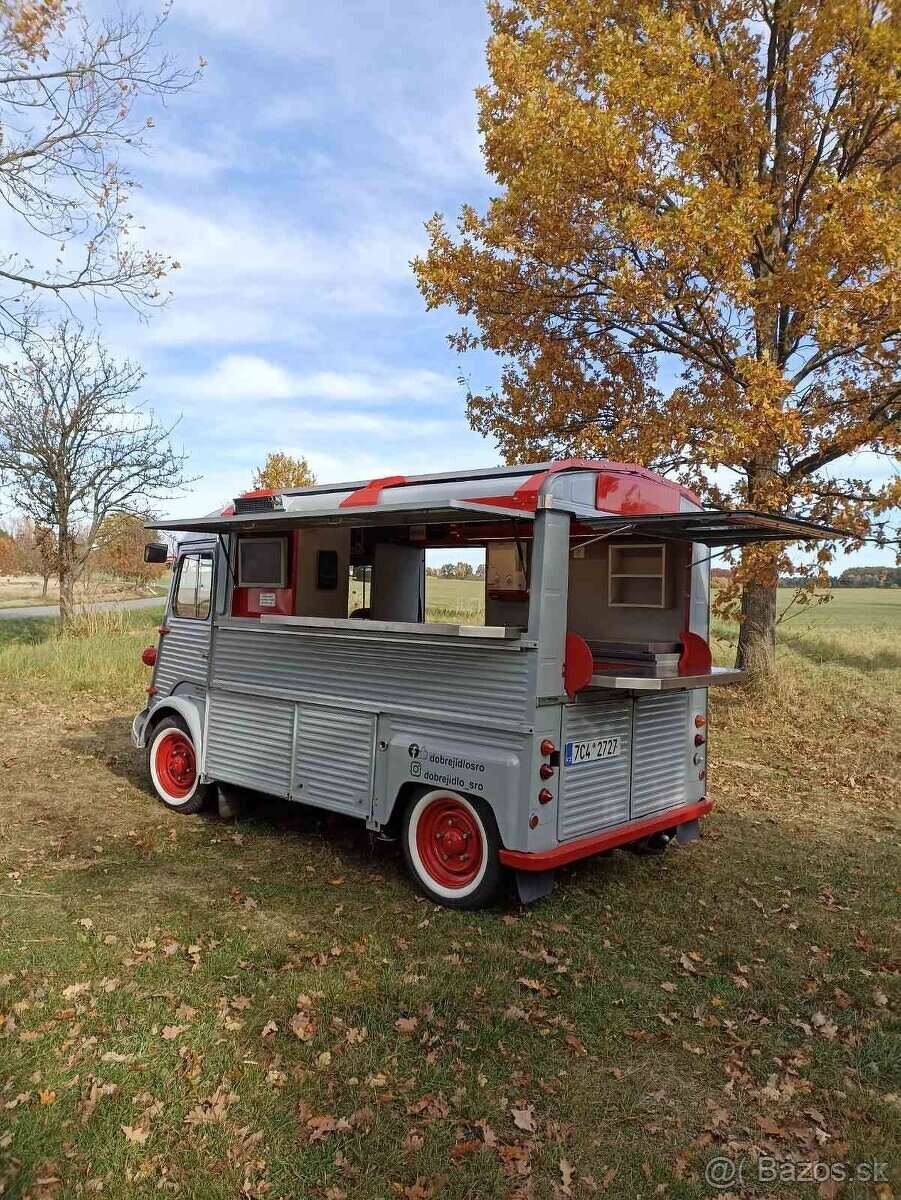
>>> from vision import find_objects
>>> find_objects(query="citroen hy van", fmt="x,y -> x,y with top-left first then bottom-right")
134,460 -> 831,907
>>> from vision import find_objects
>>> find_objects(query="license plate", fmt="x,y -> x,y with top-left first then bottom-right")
564,737 -> 621,766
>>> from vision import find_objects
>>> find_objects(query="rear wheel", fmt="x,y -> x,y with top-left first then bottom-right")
148,717 -> 209,814
402,789 -> 502,909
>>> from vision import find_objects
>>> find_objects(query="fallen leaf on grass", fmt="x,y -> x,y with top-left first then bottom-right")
811,1012 -> 838,1040
161,1025 -> 188,1041
560,1157 -> 575,1195
517,977 -> 558,997
450,1139 -> 481,1159
261,1020 -> 278,1038
289,1010 -> 317,1041
511,1105 -> 536,1132
184,1080 -> 237,1126
394,1017 -> 418,1035
121,1123 -> 149,1144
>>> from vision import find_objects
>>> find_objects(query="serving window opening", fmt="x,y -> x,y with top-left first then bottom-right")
226,519 -> 540,635
567,533 -> 688,647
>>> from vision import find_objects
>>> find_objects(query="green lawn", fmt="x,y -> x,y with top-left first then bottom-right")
0,591 -> 898,1198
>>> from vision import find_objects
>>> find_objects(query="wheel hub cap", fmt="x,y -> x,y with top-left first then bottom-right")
416,797 -> 484,890
156,732 -> 196,799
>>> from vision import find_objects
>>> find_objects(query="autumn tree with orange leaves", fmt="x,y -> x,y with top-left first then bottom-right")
414,0 -> 900,679
252,452 -> 317,491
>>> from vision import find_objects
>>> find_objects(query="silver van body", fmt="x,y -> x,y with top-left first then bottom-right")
132,461 -> 831,896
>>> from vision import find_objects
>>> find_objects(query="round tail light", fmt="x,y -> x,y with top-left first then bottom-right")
141,645 -> 157,667
540,739 -> 556,757
694,715 -> 706,728
538,788 -> 554,805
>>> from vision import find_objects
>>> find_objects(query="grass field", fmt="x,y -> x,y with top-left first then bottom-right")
0,588 -> 898,1199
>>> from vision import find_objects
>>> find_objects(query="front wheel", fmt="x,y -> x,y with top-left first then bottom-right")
148,717 -> 209,814
402,789 -> 502,909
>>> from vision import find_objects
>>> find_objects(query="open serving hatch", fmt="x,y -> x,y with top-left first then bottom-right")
566,508 -> 839,693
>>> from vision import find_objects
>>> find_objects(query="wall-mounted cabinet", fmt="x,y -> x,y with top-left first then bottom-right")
608,543 -> 667,608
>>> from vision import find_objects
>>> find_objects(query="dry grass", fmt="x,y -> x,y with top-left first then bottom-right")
0,592 -> 898,1199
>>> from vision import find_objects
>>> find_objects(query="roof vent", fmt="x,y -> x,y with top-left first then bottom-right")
233,493 -> 285,514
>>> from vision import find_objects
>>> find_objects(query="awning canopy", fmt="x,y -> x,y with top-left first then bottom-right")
581,509 -> 840,546
148,497 -> 537,535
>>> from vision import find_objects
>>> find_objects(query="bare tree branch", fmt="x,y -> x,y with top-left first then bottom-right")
0,319 -> 194,623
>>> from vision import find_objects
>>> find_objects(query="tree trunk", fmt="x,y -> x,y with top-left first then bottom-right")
735,457 -> 780,681
57,529 -> 76,630
736,578 -> 777,679
41,572 -> 49,599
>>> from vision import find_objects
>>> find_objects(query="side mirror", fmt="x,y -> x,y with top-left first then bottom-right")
144,542 -> 168,565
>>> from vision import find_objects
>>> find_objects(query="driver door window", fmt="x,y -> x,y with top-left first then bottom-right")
173,552 -> 213,620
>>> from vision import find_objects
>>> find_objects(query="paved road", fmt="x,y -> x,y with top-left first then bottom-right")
0,596 -> 166,621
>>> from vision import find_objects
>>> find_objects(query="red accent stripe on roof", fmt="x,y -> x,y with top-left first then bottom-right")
465,460 -> 701,516
339,475 -> 408,508
239,488 -> 280,499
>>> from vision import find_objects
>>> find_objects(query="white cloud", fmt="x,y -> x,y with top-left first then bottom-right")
120,194 -> 425,349
258,94 -> 317,128
155,354 -> 459,406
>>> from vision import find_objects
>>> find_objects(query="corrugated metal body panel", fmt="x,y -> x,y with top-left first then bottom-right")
211,626 -> 533,728
154,618 -> 210,695
204,690 -> 294,796
630,692 -> 689,818
558,700 -> 632,840
294,705 -> 375,813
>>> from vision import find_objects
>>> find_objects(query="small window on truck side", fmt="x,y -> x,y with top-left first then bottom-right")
237,536 -> 287,588
173,552 -> 213,619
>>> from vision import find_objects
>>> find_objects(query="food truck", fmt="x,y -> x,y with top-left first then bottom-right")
134,460 -> 832,907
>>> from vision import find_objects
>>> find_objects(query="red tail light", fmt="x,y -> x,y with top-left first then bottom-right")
539,763 -> 554,780
141,646 -> 157,667
694,715 -> 706,728
538,788 -> 554,805
694,733 -> 706,746
540,739 -> 556,757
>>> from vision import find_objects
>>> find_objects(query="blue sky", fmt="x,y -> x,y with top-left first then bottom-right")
91,0 -> 499,520
71,1 -> 893,570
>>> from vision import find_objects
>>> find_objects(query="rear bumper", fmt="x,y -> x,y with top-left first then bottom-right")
499,798 -> 714,871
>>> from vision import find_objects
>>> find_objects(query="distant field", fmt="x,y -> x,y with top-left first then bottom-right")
774,585 -> 901,631
349,574 -> 485,622
0,573 -> 168,609
355,575 -> 901,634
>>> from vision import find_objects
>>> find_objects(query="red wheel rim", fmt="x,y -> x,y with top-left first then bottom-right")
155,731 -> 196,798
415,796 -> 484,890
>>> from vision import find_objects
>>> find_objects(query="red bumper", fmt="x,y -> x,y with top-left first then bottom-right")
499,799 -> 714,871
